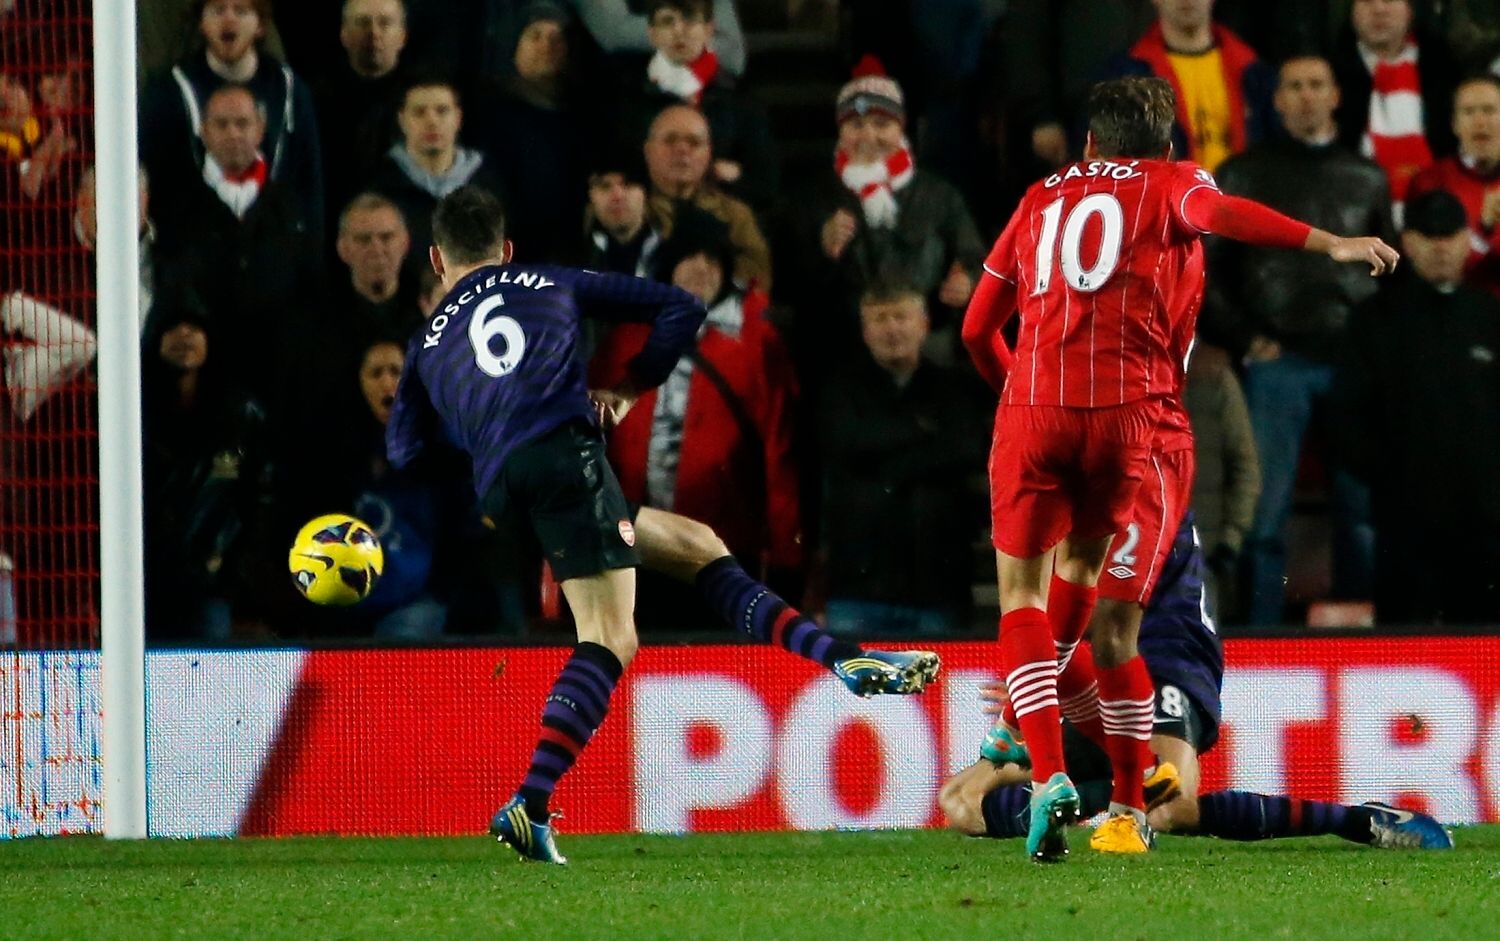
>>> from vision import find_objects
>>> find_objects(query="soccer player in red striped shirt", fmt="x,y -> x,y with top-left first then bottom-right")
962,77 -> 1398,862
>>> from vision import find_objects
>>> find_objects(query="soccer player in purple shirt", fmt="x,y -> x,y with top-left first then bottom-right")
937,516 -> 1453,852
388,187 -> 939,864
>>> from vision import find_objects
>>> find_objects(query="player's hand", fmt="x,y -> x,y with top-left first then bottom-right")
820,209 -> 859,260
1481,189 -> 1500,229
713,158 -> 743,184
589,387 -> 636,431
1031,122 -> 1070,167
979,680 -> 1010,717
938,262 -> 974,307
1327,235 -> 1400,275
1246,335 -> 1281,363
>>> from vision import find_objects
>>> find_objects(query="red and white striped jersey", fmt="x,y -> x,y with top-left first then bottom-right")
983,158 -> 1218,409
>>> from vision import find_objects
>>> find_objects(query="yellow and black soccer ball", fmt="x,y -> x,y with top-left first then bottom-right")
288,514 -> 384,606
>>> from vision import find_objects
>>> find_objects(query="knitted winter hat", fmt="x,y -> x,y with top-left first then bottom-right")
835,54 -> 904,125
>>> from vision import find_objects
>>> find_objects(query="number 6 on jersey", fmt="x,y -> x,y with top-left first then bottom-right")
468,294 -> 527,377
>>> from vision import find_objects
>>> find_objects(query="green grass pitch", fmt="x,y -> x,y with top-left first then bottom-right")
4,826 -> 1498,940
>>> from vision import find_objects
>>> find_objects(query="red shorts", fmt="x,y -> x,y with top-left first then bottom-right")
988,399 -> 1163,558
1098,448 -> 1196,604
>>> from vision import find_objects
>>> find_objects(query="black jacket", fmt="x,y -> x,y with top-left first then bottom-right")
366,150 -> 507,264
142,357 -> 273,639
311,62 -> 410,229
1330,29 -> 1458,162
153,179 -> 325,414
1204,137 -> 1394,359
1331,275 -> 1500,624
819,356 -> 987,611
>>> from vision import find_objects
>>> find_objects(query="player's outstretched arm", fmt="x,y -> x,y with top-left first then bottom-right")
1182,187 -> 1399,275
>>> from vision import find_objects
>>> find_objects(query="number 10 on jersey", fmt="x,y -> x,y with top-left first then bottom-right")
1033,193 -> 1125,295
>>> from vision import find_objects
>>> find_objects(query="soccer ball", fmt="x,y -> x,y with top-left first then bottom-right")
288,513 -> 384,606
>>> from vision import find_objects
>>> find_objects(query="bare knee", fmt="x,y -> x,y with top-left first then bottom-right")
637,509 -> 730,583
1089,601 -> 1141,668
1054,534 -> 1113,586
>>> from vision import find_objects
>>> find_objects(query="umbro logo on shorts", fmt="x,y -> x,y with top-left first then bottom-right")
1108,565 -> 1135,579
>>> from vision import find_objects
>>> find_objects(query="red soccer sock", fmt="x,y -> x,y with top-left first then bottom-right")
1057,643 -> 1106,750
1047,575 -> 1098,667
1097,655 -> 1155,811
1000,607 -> 1065,782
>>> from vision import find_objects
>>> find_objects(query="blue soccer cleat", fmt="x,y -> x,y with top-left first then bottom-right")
834,650 -> 940,697
980,721 -> 1030,767
1363,802 -> 1454,850
489,795 -> 568,864
1026,772 -> 1081,863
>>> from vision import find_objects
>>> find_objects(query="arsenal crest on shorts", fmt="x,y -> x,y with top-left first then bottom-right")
618,519 -> 636,547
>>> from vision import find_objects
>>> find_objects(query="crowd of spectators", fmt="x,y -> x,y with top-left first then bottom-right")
4,0 -> 1500,645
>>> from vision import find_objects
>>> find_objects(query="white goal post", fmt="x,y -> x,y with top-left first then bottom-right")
93,0 -> 148,839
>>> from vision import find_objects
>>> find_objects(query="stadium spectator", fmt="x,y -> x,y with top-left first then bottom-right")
311,0 -> 411,227
137,0 -> 287,82
577,0 -> 746,78
642,103 -> 772,289
1002,0 -> 1156,173
774,64 -> 982,369
152,84 -> 323,417
1331,0 -> 1458,207
332,193 -> 421,344
0,289 -> 98,648
1332,188 -> 1500,625
140,0 -> 324,244
142,288 -> 274,641
1407,75 -> 1500,296
471,2 -> 592,265
593,211 -> 801,626
1099,0 -> 1274,172
1182,343 -> 1260,621
615,0 -> 778,212
73,166 -> 156,331
1205,54 -> 1392,626
1,68 -> 84,303
817,282 -> 985,637
368,75 -> 504,261
583,152 -> 666,277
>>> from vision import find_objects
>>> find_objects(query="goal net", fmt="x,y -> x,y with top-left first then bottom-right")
0,0 -> 102,838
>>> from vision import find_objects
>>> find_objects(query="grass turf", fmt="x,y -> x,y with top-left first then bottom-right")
3,826 -> 1498,940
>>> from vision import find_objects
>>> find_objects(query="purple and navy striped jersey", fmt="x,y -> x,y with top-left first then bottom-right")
1138,512 -> 1225,725
385,263 -> 705,495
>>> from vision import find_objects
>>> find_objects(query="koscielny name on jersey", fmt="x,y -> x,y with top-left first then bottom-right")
1044,160 -> 1143,188
424,269 -> 558,349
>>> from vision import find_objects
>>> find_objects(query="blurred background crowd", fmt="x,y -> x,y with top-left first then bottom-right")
2,0 -> 1500,646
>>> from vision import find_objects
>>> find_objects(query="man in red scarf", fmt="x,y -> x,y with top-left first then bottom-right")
616,0 -> 777,211
1331,0 -> 1458,209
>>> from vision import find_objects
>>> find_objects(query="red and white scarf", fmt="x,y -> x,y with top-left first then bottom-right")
647,49 -> 720,105
1361,38 -> 1434,201
835,142 -> 914,229
204,153 -> 267,219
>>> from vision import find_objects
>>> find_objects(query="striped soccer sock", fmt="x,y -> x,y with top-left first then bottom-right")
1000,607 -> 1066,782
517,642 -> 624,820
1097,655 -> 1155,812
696,556 -> 861,668
1197,791 -> 1375,843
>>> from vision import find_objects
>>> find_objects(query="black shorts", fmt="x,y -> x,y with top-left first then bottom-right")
1151,682 -> 1216,754
1061,680 -> 1216,779
482,420 -> 640,581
